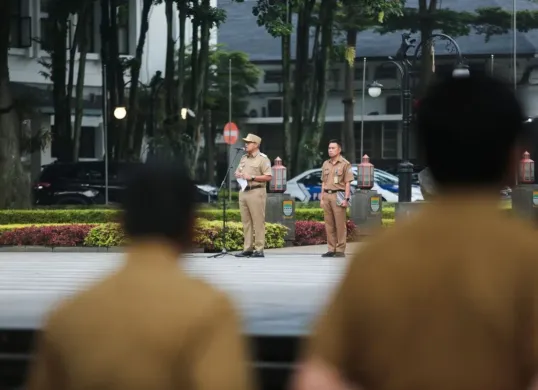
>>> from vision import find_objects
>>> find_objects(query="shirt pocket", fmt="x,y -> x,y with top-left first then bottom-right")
323,168 -> 330,183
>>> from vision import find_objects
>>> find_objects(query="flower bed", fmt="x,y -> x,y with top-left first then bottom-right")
0,219 -> 360,250
0,207 -> 395,224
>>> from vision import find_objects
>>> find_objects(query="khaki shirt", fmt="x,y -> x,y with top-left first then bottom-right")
321,156 -> 354,191
26,245 -> 255,390
235,151 -> 272,187
305,195 -> 538,390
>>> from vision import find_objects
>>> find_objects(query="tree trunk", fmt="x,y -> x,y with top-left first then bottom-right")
296,0 -> 334,173
125,0 -> 152,159
164,0 -> 175,117
67,16 -> 80,133
204,110 -> 215,184
108,0 -> 122,160
342,29 -> 357,163
49,7 -> 71,161
176,0 -> 187,116
190,0 -> 199,107
190,3 -> 211,176
281,5 -> 292,171
290,0 -> 314,176
0,1 -> 30,208
73,4 -> 91,161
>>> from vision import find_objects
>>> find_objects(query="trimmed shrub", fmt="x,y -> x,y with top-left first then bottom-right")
0,209 -> 120,225
84,220 -> 288,251
0,207 -> 396,225
84,224 -> 126,247
0,224 -> 94,246
294,220 -> 358,246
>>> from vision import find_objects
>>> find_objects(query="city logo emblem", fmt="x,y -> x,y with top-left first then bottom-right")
370,196 -> 380,213
283,200 -> 293,217
533,191 -> 538,207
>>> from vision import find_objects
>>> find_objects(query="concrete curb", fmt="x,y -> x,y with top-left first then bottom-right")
0,246 -> 205,253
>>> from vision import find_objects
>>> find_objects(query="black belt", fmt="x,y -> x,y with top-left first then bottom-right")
244,186 -> 263,192
324,189 -> 342,194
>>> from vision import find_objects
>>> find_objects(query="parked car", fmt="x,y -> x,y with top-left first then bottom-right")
33,161 -> 218,206
285,167 -> 424,203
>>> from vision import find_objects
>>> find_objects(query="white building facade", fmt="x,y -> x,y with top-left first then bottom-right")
9,0 -> 217,173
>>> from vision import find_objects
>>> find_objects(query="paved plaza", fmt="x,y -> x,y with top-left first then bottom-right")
0,252 -> 351,335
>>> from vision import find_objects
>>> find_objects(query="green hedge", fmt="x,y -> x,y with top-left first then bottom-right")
0,207 -> 395,224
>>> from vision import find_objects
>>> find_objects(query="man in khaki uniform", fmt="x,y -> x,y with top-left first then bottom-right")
320,139 -> 354,258
293,75 -> 538,390
26,162 -> 255,390
234,133 -> 272,258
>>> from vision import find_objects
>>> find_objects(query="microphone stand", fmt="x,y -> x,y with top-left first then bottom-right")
208,147 -> 243,258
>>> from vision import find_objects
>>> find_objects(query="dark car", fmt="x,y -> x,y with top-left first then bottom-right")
33,161 -> 218,206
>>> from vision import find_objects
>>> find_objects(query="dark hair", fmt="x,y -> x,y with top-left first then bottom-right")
416,73 -> 524,187
328,139 -> 342,148
121,161 -> 197,247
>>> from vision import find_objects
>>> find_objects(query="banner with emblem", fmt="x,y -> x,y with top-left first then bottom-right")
370,195 -> 380,213
283,200 -> 293,218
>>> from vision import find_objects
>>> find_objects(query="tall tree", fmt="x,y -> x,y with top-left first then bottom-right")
124,0 -> 153,159
251,0 -> 338,175
336,0 -> 402,163
73,0 -> 94,161
0,0 -> 30,208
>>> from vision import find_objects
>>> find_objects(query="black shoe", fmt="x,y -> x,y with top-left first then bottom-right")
321,251 -> 335,258
235,251 -> 254,257
334,252 -> 346,258
251,251 -> 265,258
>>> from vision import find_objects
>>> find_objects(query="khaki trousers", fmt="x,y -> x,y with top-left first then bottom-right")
322,192 -> 347,253
238,188 -> 267,252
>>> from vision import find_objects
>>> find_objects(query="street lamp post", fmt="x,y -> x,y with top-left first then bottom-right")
368,32 -> 469,203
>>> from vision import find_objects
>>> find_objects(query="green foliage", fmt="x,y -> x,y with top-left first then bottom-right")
0,207 -> 396,224
251,0 -> 293,37
0,209 -> 121,225
472,7 -> 538,41
84,224 -> 126,247
82,220 -> 287,251
205,47 -> 262,122
375,7 -> 475,37
335,0 -> 403,35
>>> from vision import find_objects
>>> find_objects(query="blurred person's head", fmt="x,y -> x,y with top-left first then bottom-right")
328,140 -> 342,158
121,161 -> 197,252
416,73 -> 524,190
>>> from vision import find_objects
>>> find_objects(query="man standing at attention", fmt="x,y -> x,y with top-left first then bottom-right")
293,74 -> 538,390
234,133 -> 272,258
320,139 -> 353,258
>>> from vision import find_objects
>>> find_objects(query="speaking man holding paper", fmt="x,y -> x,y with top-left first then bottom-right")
234,133 -> 272,258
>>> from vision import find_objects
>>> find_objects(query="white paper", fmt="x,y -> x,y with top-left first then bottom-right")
237,178 -> 248,192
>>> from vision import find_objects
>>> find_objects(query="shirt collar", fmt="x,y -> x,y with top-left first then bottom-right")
248,151 -> 259,158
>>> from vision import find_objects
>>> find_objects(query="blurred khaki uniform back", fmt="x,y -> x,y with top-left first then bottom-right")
26,247 -> 255,390
306,196 -> 538,390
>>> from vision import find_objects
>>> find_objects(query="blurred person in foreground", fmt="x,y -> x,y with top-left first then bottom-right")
292,73 -> 538,390
25,161 -> 255,390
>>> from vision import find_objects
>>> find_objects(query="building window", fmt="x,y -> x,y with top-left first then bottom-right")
382,122 -> 398,159
10,0 -> 31,49
267,99 -> 283,117
79,127 -> 96,158
39,0 -> 73,51
82,4 -> 97,53
354,65 -> 366,81
116,0 -> 130,55
374,64 -> 397,80
386,95 -> 401,115
264,70 -> 283,84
